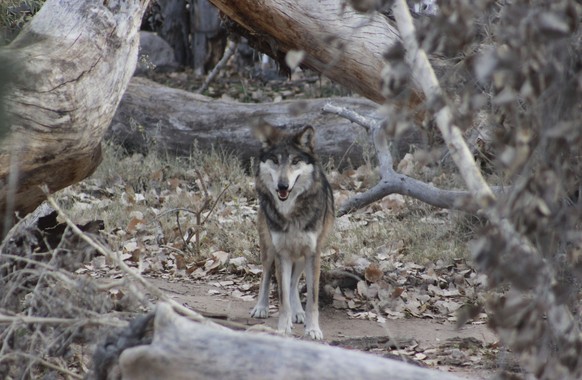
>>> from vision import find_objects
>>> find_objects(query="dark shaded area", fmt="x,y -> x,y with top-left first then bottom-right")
0,55 -> 15,142
90,313 -> 155,380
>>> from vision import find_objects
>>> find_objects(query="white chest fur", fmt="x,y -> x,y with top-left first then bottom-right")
271,229 -> 318,258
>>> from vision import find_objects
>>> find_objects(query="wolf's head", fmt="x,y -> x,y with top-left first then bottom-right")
253,121 -> 317,208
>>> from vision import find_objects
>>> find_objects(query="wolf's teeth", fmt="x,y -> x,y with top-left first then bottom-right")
277,190 -> 289,201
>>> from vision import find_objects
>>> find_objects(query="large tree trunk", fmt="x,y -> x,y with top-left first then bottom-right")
0,0 -> 148,235
109,77 -> 380,168
158,0 -> 191,66
209,0 -> 423,108
95,302 -> 462,380
191,0 -> 224,75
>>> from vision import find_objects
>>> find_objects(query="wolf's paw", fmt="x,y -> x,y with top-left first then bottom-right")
250,305 -> 269,319
304,327 -> 323,340
292,310 -> 305,324
278,321 -> 293,336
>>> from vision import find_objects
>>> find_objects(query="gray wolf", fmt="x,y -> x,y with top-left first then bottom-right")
250,121 -> 334,340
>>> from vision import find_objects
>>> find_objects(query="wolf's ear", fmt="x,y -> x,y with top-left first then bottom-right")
252,119 -> 279,148
296,125 -> 315,151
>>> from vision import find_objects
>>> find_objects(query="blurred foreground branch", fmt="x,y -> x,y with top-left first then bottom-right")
392,1 -> 582,378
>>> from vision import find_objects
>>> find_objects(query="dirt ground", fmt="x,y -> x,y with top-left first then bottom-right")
147,277 -> 501,379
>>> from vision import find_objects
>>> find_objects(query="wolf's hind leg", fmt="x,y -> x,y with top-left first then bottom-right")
290,258 -> 305,324
251,259 -> 273,319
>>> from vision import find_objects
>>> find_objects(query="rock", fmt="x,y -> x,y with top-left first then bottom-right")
136,31 -> 179,74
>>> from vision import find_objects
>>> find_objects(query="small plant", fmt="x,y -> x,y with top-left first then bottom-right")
158,168 -> 230,256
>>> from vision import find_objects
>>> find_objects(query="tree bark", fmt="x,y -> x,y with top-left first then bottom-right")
0,0 -> 148,235
107,302 -> 463,380
209,0 -> 423,107
191,0 -> 224,75
158,0 -> 190,66
109,77 -> 380,168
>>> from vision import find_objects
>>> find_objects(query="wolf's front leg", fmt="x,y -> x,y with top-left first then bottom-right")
276,258 -> 293,335
304,254 -> 323,340
290,258 -> 306,324
250,258 -> 273,319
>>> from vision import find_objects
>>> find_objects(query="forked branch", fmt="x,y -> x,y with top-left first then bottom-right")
322,104 -> 477,216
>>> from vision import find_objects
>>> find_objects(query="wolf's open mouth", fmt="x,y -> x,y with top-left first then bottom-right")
277,189 -> 290,201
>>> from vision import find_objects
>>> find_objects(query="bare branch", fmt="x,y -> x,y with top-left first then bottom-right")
197,39 -> 238,94
372,127 -> 394,175
0,314 -> 126,327
322,105 -> 478,215
338,172 -> 475,216
322,103 -> 377,132
392,0 -> 494,207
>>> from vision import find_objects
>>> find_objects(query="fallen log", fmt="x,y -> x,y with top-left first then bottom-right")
209,0 -> 424,107
95,302 -> 463,380
109,77 -> 382,168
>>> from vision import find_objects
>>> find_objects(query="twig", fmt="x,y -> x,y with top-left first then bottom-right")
0,253 -> 64,272
201,184 -> 231,226
0,323 -> 15,356
0,314 -> 126,327
156,208 -> 201,218
157,174 -> 230,256
194,168 -> 210,199
175,209 -> 194,254
2,352 -> 83,379
197,39 -> 238,94
93,279 -> 127,291
322,103 -> 378,132
193,169 -> 211,255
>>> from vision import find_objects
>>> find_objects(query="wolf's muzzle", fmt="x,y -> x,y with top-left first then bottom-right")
277,183 -> 290,201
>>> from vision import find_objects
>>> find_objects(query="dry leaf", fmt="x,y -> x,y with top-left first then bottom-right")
126,217 -> 145,234
365,263 -> 383,283
174,254 -> 186,270
212,250 -> 230,266
391,287 -> 404,299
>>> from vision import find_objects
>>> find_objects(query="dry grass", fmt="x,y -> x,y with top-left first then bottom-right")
0,0 -> 45,43
330,205 -> 471,267
57,142 -> 258,258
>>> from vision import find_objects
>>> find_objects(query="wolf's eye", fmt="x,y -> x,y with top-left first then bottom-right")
269,155 -> 279,164
291,157 -> 301,165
